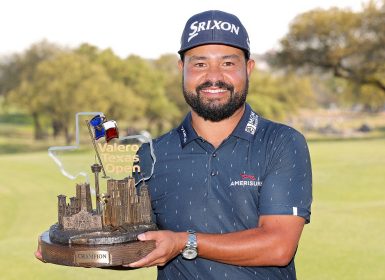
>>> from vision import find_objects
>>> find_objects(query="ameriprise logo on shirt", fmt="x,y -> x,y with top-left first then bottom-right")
230,174 -> 263,187
245,112 -> 258,135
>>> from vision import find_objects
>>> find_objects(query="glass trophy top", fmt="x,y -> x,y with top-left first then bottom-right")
48,112 -> 155,187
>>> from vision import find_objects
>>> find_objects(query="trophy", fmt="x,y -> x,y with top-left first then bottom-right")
37,112 -> 157,267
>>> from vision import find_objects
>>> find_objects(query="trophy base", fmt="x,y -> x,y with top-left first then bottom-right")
38,231 -> 155,267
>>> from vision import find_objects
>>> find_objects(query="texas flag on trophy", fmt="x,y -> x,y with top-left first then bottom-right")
89,115 -> 119,142
103,120 -> 119,142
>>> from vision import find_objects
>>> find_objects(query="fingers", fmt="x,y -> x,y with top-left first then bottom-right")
137,231 -> 156,241
128,232 -> 168,267
35,236 -> 46,262
127,249 -> 165,268
126,230 -> 183,268
34,250 -> 43,260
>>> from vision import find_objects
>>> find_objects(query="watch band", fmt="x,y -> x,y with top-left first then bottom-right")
182,230 -> 198,260
186,230 -> 197,247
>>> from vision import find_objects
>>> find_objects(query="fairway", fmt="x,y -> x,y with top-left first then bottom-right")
296,138 -> 385,279
0,138 -> 384,279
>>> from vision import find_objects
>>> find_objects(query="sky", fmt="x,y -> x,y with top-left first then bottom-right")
0,0 -> 368,59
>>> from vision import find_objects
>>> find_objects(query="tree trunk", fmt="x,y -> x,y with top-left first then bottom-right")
52,119 -> 63,139
32,112 -> 45,140
64,126 -> 73,145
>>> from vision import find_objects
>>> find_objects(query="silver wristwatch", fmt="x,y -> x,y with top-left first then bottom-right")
182,230 -> 198,260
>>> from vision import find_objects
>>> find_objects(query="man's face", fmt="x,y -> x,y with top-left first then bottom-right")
179,44 -> 254,122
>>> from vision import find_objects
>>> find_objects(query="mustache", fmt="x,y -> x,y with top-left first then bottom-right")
196,80 -> 234,93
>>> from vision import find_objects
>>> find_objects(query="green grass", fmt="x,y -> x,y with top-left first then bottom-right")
0,138 -> 384,279
0,152 -> 156,280
296,138 -> 385,280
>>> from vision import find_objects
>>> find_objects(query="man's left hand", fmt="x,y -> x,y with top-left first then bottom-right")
127,230 -> 187,268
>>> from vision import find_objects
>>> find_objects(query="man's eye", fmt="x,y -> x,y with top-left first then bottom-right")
223,62 -> 235,66
195,63 -> 205,67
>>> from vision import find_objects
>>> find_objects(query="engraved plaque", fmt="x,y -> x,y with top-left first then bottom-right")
74,250 -> 110,265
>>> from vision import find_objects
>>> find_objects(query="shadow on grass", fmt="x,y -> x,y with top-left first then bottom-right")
0,142 -> 98,155
0,143 -> 50,154
0,113 -> 32,125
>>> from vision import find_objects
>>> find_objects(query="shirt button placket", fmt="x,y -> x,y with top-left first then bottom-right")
207,151 -> 218,198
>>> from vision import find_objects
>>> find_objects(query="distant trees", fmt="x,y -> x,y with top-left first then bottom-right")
1,41 -> 63,139
268,0 -> 385,111
2,2 -> 384,144
248,70 -> 314,120
1,38 -> 319,142
0,41 -> 185,142
12,0 -> 385,141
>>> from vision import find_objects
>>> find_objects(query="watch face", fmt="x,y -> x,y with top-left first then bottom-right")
182,248 -> 198,260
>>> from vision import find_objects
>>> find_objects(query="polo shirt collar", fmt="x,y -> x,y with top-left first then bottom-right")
177,112 -> 200,147
231,103 -> 260,142
177,103 -> 259,148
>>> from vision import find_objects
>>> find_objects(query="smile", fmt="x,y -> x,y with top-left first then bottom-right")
200,88 -> 228,94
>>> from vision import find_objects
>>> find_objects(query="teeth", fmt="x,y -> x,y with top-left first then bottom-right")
203,89 -> 227,94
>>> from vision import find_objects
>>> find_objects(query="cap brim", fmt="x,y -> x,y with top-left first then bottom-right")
178,41 -> 250,56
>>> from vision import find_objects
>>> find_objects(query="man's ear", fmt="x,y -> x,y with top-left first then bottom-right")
246,59 -> 255,77
178,60 -> 184,73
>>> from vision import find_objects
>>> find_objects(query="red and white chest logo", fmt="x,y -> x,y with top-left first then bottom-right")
230,174 -> 263,187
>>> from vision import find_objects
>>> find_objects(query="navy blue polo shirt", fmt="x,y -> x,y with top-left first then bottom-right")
137,103 -> 312,280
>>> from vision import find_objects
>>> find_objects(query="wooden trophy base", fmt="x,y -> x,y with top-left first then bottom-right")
38,231 -> 155,267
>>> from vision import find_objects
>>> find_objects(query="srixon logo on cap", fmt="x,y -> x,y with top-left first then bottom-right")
188,20 -> 240,42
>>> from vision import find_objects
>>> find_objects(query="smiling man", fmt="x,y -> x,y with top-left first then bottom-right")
130,10 -> 313,280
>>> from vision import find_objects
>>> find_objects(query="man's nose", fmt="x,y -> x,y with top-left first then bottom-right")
204,65 -> 224,82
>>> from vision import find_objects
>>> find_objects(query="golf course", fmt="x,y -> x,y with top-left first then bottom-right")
0,120 -> 384,280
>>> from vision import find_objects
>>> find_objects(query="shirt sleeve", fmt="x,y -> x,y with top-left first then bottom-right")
259,129 -> 312,223
133,142 -> 154,184
133,142 -> 158,223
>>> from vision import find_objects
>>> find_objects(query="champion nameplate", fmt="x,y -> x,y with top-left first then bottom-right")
74,250 -> 110,264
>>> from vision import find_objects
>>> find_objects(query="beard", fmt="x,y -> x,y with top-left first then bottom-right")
182,77 -> 248,122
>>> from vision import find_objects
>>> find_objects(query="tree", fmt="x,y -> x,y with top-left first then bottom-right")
75,44 -> 127,83
121,55 -> 181,134
1,41 -> 63,139
76,45 -> 183,135
0,40 -> 62,98
268,1 -> 385,111
154,54 -> 188,120
9,51 -> 143,143
247,69 -> 314,120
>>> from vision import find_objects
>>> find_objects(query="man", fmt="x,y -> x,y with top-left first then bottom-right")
129,10 -> 312,280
